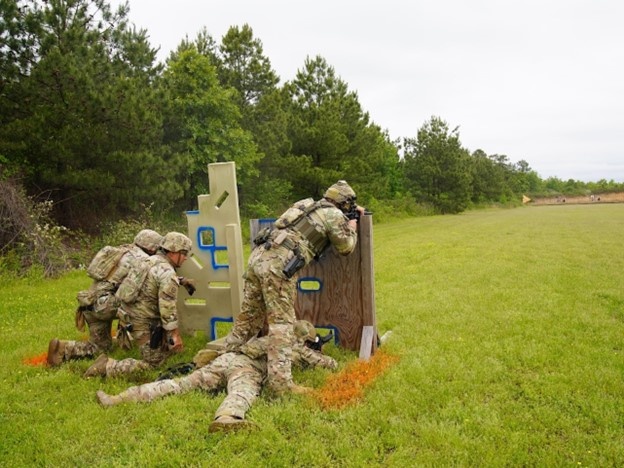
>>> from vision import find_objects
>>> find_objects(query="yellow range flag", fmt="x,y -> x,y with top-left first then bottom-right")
522,195 -> 532,204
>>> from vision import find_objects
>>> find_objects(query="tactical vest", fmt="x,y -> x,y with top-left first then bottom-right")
274,198 -> 333,257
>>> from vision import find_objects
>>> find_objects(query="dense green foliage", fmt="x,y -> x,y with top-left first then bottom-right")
1,205 -> 623,465
2,0 -> 624,271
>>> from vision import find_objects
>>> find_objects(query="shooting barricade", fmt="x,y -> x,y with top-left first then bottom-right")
176,162 -> 244,340
176,161 -> 378,359
250,214 -> 378,359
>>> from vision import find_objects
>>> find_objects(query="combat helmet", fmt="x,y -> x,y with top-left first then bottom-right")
293,320 -> 316,343
134,229 -> 163,253
324,180 -> 356,211
160,232 -> 192,253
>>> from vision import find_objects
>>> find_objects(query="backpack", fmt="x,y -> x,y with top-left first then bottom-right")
115,257 -> 151,304
86,245 -> 130,281
274,198 -> 317,229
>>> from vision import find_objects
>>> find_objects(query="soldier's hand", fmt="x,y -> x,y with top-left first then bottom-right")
168,328 -> 184,353
179,277 -> 196,296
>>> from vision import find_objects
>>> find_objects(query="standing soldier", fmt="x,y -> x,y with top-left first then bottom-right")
47,229 -> 163,367
224,180 -> 364,395
96,320 -> 338,433
84,231 -> 192,378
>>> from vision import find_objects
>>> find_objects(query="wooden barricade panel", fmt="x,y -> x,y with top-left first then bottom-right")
250,215 -> 377,356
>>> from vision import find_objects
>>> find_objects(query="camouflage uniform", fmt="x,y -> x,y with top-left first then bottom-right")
99,232 -> 191,377
97,323 -> 337,426
47,230 -> 162,366
225,181 -> 358,393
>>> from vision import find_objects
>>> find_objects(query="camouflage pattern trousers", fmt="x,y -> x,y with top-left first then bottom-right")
228,245 -> 297,393
63,293 -> 118,360
104,325 -> 173,377
109,352 -> 265,420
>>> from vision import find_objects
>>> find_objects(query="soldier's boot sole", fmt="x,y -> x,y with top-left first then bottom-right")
96,390 -> 121,407
208,416 -> 257,433
83,353 -> 109,378
47,338 -> 66,367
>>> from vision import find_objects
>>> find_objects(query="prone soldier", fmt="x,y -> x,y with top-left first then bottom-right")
96,320 -> 337,433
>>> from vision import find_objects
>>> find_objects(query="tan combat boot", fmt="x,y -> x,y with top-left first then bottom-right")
47,338 -> 67,367
96,390 -> 122,407
208,415 -> 257,433
83,353 -> 109,378
288,384 -> 313,395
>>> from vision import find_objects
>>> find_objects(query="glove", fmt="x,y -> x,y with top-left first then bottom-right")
178,277 -> 196,296
167,328 -> 184,353
192,349 -> 219,367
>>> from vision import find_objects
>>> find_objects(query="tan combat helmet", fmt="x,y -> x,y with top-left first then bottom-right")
134,229 -> 163,253
293,320 -> 317,343
160,231 -> 192,253
323,180 -> 356,212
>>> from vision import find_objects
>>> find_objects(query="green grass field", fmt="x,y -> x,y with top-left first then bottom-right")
1,204 -> 623,466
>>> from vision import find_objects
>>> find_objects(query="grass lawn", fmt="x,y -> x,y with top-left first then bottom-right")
1,203 -> 623,466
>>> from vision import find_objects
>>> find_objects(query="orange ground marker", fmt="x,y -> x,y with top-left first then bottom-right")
23,352 -> 49,367
314,349 -> 399,409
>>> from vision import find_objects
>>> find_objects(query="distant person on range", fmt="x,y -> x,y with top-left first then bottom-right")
47,229 -> 163,367
224,180 -> 364,396
84,232 -> 193,378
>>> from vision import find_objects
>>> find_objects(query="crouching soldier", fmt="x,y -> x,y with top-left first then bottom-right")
47,229 -> 163,367
224,180 -> 363,396
84,232 -> 191,378
96,320 -> 338,433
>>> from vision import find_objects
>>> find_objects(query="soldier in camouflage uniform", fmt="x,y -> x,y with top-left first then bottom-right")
47,229 -> 163,367
96,320 -> 337,433
84,232 -> 191,378
224,180 -> 363,395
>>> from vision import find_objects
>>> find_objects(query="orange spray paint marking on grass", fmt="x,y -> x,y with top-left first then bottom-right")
23,352 -> 49,367
314,349 -> 399,409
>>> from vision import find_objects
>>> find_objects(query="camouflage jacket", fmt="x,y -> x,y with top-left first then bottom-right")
120,252 -> 180,331
239,336 -> 338,370
91,244 -> 149,296
248,199 -> 357,282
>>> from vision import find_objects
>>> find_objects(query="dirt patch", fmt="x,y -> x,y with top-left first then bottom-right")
528,192 -> 624,205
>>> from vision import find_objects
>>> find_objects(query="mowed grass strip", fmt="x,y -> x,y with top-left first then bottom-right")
1,204 -> 623,466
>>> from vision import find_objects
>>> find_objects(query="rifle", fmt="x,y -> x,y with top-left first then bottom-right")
346,205 -> 372,222
305,332 -> 334,352
156,362 -> 196,381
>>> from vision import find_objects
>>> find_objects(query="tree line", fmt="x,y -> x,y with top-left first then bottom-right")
2,0 -> 623,236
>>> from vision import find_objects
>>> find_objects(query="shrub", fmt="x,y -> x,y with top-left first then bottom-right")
0,174 -> 71,277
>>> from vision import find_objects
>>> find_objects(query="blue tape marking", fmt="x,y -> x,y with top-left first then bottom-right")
186,210 -> 199,215
195,226 -> 229,270
210,316 -> 234,341
315,324 -> 340,345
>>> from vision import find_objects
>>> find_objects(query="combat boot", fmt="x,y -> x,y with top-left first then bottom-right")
287,384 -> 313,395
47,338 -> 67,367
96,390 -> 122,407
208,415 -> 257,433
83,353 -> 109,378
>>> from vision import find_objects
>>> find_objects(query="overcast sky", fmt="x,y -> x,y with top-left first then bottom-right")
111,0 -> 624,182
